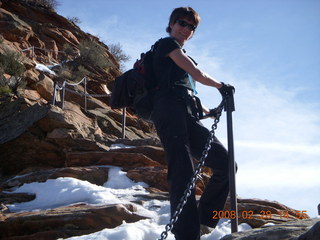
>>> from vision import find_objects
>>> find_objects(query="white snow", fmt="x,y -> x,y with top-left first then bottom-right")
110,143 -> 135,150
35,63 -> 56,75
8,177 -> 121,212
7,167 -> 252,240
104,167 -> 148,189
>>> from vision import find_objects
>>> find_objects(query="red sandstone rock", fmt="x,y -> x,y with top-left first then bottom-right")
0,166 -> 110,190
66,151 -> 161,169
0,203 -> 147,240
224,197 -> 310,228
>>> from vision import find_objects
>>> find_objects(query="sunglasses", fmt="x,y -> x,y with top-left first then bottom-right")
175,19 -> 197,31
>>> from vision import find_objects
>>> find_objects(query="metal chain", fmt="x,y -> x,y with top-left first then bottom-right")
157,100 -> 225,240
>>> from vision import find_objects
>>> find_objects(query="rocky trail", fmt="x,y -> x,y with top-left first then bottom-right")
0,0 -> 318,239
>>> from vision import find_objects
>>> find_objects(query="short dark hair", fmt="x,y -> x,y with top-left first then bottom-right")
166,7 -> 201,33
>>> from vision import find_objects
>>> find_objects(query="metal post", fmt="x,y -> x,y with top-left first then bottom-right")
52,81 -> 57,105
225,89 -> 238,233
61,81 -> 66,109
122,108 -> 126,139
84,77 -> 87,112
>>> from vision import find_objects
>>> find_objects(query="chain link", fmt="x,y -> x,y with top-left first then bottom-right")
157,100 -> 225,240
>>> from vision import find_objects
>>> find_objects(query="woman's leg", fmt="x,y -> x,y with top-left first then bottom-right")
188,118 -> 230,228
152,96 -> 200,240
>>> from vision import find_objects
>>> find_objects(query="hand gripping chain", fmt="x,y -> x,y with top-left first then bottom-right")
157,99 -> 226,240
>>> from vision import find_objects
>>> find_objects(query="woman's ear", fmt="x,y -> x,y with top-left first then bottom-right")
169,22 -> 174,31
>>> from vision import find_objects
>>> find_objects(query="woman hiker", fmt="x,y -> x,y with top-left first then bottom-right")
151,6 -> 235,240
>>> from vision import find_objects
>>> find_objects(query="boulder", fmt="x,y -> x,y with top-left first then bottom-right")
0,100 -> 49,145
224,197 -> 310,228
17,88 -> 48,105
66,151 -> 161,169
33,73 -> 54,101
298,220 -> 320,240
127,166 -> 168,191
110,144 -> 167,165
0,8 -> 32,42
42,27 -> 80,48
220,218 -> 319,240
0,101 -> 107,176
23,69 -> 39,86
0,166 -> 110,191
0,203 -> 148,240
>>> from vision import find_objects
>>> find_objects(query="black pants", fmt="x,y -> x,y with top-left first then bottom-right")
152,92 -> 230,240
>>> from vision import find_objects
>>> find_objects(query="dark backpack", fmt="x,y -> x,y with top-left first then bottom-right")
110,40 -> 160,120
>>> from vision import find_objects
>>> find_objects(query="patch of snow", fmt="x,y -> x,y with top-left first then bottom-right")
6,167 -> 252,240
35,63 -> 56,75
110,144 -> 135,150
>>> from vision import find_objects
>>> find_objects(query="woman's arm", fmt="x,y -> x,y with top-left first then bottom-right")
168,48 -> 223,89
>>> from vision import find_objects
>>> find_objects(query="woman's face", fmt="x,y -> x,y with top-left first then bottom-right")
169,18 -> 196,46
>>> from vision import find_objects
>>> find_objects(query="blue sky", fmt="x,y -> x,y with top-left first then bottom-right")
57,0 -> 320,217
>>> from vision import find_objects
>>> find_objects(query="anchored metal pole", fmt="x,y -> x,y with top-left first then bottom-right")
225,89 -> 238,233
121,108 -> 126,139
61,81 -> 66,109
84,77 -> 87,112
52,81 -> 57,105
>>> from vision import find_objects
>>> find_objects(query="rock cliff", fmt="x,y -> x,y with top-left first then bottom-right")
0,0 -> 157,177
0,1 -> 318,239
